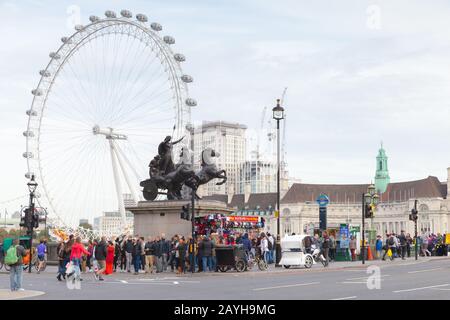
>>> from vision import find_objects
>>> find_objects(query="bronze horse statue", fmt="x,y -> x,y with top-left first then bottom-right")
185,148 -> 227,199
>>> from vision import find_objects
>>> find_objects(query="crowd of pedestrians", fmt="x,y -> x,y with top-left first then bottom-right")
50,231 -> 280,279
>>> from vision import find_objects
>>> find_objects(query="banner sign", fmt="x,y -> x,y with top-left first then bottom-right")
227,216 -> 259,223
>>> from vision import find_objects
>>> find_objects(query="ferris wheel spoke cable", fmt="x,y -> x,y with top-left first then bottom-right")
64,60 -> 100,123
112,95 -> 175,128
109,56 -> 164,123
115,88 -> 174,126
107,33 -> 149,120
109,32 -> 152,106
120,61 -> 170,110
41,139 -> 100,190
49,81 -> 96,125
118,76 -> 172,120
113,44 -> 161,112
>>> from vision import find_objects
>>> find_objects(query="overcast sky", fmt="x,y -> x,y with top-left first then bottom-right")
1,0 -> 450,214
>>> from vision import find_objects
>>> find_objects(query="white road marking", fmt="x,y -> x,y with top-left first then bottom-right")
253,282 -> 320,291
393,284 -> 450,293
173,281 -> 179,284
340,281 -> 367,284
407,268 -> 442,274
330,296 -> 357,300
430,288 -> 450,291
120,280 -> 128,284
346,275 -> 390,281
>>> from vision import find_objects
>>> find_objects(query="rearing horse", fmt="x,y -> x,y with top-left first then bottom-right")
185,148 -> 227,199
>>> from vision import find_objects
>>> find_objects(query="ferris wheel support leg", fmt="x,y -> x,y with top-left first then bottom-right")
109,139 -> 127,228
112,141 -> 140,203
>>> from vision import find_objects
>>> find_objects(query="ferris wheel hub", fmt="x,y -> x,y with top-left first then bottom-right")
92,125 -> 127,140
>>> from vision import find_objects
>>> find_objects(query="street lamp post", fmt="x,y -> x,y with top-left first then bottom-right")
27,175 -> 38,273
362,184 -> 379,265
272,99 -> 284,267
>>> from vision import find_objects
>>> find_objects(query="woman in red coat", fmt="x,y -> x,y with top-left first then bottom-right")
105,241 -> 115,275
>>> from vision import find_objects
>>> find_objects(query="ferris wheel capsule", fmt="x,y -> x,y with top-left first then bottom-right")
31,89 -> 43,96
26,109 -> 37,116
120,10 -> 132,18
185,98 -> 197,107
75,24 -> 84,31
163,36 -> 175,45
89,15 -> 100,23
25,172 -> 35,179
23,152 -> 33,159
136,14 -> 148,23
61,37 -> 72,44
23,130 -> 34,137
105,10 -> 117,18
39,70 -> 51,77
49,52 -> 61,59
174,53 -> 185,62
181,75 -> 193,83
150,22 -> 162,31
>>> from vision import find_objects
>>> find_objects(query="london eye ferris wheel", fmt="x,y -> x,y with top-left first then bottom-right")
23,10 -> 196,236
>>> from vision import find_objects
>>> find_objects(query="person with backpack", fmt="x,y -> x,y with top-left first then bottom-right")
6,238 -> 27,291
399,230 -> 407,260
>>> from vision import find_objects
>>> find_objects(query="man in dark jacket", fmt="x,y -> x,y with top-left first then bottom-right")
241,233 -> 252,253
123,237 -> 134,272
154,236 -> 163,273
321,232 -> 330,267
132,237 -> 143,275
95,237 -> 107,281
161,233 -> 170,272
198,236 -> 214,272
399,230 -> 407,260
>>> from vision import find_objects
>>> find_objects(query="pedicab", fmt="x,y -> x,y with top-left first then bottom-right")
215,244 -> 248,272
279,234 -> 315,269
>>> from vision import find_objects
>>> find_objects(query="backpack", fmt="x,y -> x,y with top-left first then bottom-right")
388,237 -> 395,246
268,238 -> 273,250
5,246 -> 19,265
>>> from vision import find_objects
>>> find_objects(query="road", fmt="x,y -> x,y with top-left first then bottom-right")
1,257 -> 449,300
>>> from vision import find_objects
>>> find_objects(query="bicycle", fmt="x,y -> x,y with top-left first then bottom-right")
246,251 -> 268,271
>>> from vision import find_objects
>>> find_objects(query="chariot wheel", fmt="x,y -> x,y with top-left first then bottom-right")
283,265 -> 291,269
142,180 -> 158,201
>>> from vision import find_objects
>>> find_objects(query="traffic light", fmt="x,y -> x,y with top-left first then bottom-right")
409,207 -> 418,222
32,212 -> 39,228
364,204 -> 374,218
180,204 -> 190,220
19,208 -> 28,227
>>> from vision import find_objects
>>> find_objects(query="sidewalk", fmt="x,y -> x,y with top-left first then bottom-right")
0,289 -> 45,300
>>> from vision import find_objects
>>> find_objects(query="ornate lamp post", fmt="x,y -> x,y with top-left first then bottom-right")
362,184 -> 379,264
272,99 -> 284,267
27,175 -> 38,273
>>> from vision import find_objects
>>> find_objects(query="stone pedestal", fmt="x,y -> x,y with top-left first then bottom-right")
126,200 -> 233,238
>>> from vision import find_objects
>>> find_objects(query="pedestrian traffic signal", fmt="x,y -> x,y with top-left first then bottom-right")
409,207 -> 418,222
180,204 -> 190,220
